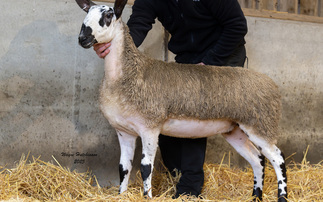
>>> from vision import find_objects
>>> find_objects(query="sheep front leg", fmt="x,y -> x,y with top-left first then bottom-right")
140,130 -> 159,198
117,130 -> 137,194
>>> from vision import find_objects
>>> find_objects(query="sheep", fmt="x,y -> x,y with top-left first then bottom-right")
75,0 -> 287,201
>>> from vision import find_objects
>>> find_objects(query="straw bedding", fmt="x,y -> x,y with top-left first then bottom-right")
0,149 -> 322,201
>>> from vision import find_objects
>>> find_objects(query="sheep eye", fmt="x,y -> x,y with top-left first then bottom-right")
99,10 -> 114,27
106,13 -> 112,18
106,10 -> 114,18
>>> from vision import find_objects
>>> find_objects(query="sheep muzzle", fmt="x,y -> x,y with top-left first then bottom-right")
78,24 -> 97,49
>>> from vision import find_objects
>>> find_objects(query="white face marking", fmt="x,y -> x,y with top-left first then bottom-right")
83,5 -> 117,43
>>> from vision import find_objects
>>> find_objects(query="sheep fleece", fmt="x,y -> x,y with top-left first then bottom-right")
101,24 -> 281,143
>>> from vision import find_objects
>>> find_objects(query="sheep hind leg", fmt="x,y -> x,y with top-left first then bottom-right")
117,130 -> 137,194
222,126 -> 265,201
240,126 -> 287,202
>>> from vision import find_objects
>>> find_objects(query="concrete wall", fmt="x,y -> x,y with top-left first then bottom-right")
0,0 -> 322,186
246,17 -> 323,163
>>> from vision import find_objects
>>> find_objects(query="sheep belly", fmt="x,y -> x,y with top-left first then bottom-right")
161,119 -> 234,138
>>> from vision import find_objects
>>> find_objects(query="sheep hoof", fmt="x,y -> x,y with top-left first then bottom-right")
278,195 -> 287,202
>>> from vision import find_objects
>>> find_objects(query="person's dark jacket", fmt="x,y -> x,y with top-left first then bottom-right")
127,0 -> 248,65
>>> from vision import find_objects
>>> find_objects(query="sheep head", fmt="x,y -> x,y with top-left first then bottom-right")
76,0 -> 128,49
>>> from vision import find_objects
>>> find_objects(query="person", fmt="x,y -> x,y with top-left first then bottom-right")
94,0 -> 247,198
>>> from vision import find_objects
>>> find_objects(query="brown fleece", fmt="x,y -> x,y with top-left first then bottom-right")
102,22 -> 281,143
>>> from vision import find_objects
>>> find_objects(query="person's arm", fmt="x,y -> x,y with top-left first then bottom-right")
201,0 -> 248,66
127,0 -> 157,47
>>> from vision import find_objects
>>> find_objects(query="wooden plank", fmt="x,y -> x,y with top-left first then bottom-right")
97,0 -> 323,23
243,7 -> 323,23
252,0 -> 257,9
295,0 -> 299,14
98,0 -> 134,5
259,0 -> 263,10
273,0 -> 278,11
314,0 -> 319,16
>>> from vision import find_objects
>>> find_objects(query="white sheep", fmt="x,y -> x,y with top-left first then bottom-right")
75,0 -> 288,201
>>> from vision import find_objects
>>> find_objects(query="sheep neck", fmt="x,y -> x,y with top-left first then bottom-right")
103,20 -> 125,84
103,21 -> 145,87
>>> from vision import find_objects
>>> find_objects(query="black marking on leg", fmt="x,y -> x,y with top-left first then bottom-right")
280,152 -> 287,180
140,163 -> 152,182
119,164 -> 129,184
278,166 -> 288,198
259,154 -> 265,182
278,180 -> 283,196
252,187 -> 263,201
280,163 -> 287,181
278,194 -> 288,202
142,153 -> 145,160
278,152 -> 288,200
252,154 -> 265,201
259,154 -> 265,167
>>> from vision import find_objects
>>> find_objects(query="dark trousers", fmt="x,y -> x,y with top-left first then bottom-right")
158,44 -> 247,196
159,135 -> 206,196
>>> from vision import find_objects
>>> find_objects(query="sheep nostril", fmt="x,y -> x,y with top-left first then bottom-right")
78,35 -> 87,44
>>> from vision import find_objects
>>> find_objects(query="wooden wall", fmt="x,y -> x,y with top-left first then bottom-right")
238,0 -> 322,17
100,0 -> 322,20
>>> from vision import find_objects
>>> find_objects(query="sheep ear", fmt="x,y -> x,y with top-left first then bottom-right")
114,0 -> 128,19
75,0 -> 96,13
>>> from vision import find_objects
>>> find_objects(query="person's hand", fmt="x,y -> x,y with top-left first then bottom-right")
93,43 -> 111,59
